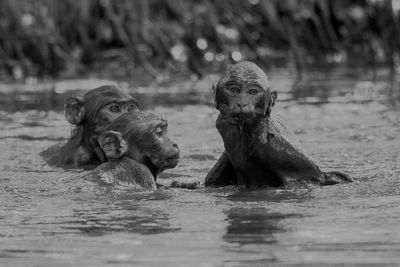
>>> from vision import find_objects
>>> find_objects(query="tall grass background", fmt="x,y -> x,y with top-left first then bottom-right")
0,0 -> 399,81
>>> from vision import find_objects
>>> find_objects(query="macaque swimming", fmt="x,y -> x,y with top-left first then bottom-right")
84,111 -> 180,189
205,61 -> 352,187
41,85 -> 138,168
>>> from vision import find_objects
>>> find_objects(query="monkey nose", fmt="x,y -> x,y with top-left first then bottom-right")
172,143 -> 179,153
237,103 -> 247,108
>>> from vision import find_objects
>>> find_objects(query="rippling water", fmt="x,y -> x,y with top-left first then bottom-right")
1,67 -> 400,266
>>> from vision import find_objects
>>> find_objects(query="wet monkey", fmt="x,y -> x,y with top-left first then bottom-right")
205,61 -> 352,187
41,85 -> 138,168
85,111 -> 180,189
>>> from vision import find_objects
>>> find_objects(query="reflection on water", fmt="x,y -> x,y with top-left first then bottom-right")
0,67 -> 400,266
224,207 -> 288,245
66,199 -> 179,236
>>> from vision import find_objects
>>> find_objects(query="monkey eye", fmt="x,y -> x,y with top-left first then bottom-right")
248,89 -> 259,95
127,103 -> 137,111
154,126 -> 164,137
109,104 -> 121,113
228,87 -> 240,94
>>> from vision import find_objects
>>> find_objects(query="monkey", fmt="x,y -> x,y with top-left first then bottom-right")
205,61 -> 353,187
41,85 -> 138,168
83,111 -> 180,189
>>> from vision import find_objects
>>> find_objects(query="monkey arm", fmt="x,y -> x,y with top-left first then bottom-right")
205,151 -> 238,186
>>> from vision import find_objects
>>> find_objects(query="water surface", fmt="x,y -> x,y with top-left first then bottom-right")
1,67 -> 400,266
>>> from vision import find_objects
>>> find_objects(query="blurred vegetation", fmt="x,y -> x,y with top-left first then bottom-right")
0,0 -> 400,81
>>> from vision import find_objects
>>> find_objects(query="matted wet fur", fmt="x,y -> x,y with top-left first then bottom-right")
205,61 -> 353,187
84,111 -> 180,189
41,85 -> 138,168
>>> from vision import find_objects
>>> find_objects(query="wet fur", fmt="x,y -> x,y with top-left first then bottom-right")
84,112 -> 179,189
41,85 -> 137,169
205,61 -> 352,187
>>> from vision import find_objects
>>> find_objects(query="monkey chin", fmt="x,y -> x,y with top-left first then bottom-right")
152,155 -> 180,172
231,112 -> 263,134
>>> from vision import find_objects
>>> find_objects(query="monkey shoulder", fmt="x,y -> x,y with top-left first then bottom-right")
84,157 -> 157,189
252,114 -> 318,167
265,113 -> 304,152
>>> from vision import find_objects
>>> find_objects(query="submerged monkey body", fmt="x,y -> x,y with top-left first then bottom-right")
84,157 -> 157,189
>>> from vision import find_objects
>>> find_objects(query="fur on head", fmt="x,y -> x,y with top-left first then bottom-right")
214,61 -> 277,119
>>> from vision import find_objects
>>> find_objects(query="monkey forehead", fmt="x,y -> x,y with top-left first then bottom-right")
83,85 -> 136,117
84,85 -> 130,99
84,85 -> 133,103
108,111 -> 166,130
121,111 -> 164,122
217,61 -> 270,89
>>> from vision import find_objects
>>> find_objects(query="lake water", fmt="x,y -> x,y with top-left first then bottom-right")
0,67 -> 400,266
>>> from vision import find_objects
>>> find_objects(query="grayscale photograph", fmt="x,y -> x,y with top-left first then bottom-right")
0,0 -> 399,266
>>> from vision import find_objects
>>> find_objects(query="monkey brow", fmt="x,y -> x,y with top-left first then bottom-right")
225,78 -> 242,86
107,99 -> 136,104
245,80 -> 265,88
149,121 -> 167,132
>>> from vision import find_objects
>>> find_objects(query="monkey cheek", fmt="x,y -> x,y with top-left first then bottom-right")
218,105 -> 231,115
164,148 -> 180,169
153,157 -> 179,171
150,148 -> 180,171
254,106 -> 267,117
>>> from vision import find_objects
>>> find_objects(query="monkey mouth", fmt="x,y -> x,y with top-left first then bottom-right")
234,113 -> 248,120
153,155 -> 180,171
165,155 -> 180,167
231,112 -> 254,124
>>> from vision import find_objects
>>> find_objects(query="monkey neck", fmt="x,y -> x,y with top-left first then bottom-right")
143,158 -> 160,180
126,149 -> 161,181
217,114 -> 274,156
71,124 -> 106,163
81,124 -> 104,149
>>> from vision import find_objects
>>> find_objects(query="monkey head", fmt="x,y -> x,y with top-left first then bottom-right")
214,61 -> 277,122
65,85 -> 138,131
98,111 -> 180,178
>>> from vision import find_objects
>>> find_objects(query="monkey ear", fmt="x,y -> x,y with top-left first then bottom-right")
264,90 -> 278,116
212,83 -> 219,109
270,90 -> 277,107
65,97 -> 85,125
98,131 -> 128,160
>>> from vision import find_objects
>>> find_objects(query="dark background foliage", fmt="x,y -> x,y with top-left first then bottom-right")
0,0 -> 399,80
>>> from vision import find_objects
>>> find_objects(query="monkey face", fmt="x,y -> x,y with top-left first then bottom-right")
138,120 -> 180,172
99,112 -> 180,176
65,85 -> 139,135
96,100 -> 138,127
223,80 -> 267,120
215,61 -> 276,123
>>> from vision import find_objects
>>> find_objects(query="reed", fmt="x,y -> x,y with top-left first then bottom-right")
0,0 -> 398,80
